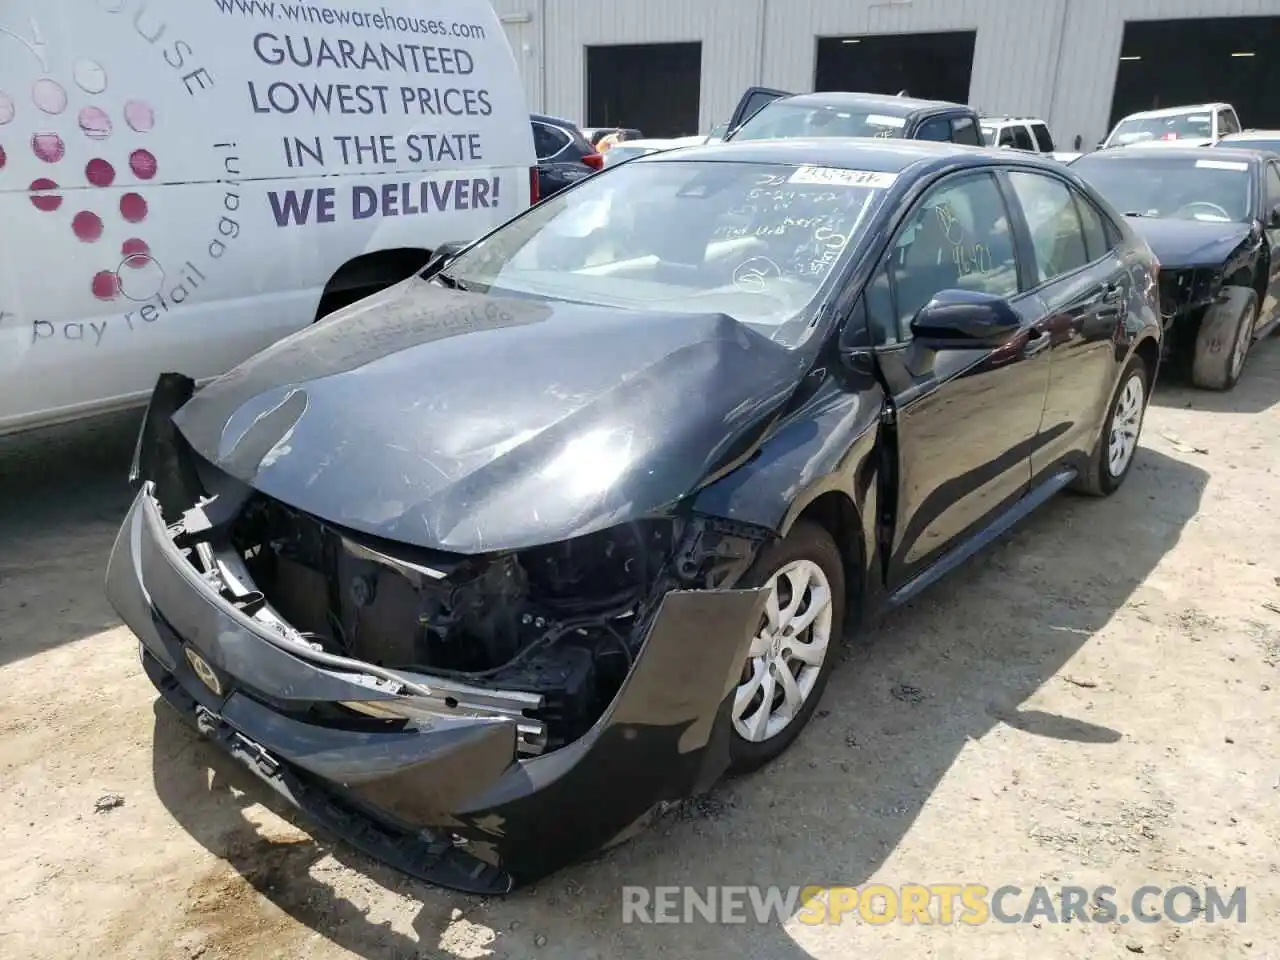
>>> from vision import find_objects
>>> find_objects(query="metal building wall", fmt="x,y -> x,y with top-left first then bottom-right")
495,0 -> 1280,145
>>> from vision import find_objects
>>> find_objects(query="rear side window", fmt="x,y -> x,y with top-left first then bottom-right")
1073,194 -> 1112,261
1007,171 -> 1089,283
532,122 -> 569,160
1219,109 -> 1241,135
1031,123 -> 1055,152
916,116 -> 952,141
1011,125 -> 1035,151
951,116 -> 982,146
998,127 -> 1017,147
1265,162 -> 1280,208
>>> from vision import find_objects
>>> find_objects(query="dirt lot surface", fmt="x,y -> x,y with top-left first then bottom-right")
2,344 -> 1279,960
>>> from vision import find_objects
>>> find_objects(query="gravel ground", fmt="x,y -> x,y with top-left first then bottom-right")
1,342 -> 1278,960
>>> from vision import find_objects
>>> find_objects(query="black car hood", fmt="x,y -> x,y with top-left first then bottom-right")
1125,216 -> 1253,268
173,278 -> 806,553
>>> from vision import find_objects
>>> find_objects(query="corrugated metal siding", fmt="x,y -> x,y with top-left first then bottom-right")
514,0 -> 1280,141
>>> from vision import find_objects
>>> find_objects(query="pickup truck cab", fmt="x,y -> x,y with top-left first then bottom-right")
1101,103 -> 1241,149
722,88 -> 984,146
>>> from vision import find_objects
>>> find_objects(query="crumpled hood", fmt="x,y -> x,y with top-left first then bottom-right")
1126,216 -> 1253,269
173,278 -> 805,553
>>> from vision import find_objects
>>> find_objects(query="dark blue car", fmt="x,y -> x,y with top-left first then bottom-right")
112,139 -> 1162,894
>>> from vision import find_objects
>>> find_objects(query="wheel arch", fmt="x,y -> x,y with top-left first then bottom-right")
779,485 -> 870,632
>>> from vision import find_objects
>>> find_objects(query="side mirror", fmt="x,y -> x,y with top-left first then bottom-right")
909,290 -> 1023,350
422,239 -> 469,276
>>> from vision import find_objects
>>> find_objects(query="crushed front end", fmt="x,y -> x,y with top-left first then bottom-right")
107,376 -> 772,892
1158,266 -> 1223,362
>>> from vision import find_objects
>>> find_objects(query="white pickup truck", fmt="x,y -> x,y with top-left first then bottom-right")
979,116 -> 1080,162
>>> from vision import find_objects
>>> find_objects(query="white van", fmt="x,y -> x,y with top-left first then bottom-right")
0,0 -> 534,435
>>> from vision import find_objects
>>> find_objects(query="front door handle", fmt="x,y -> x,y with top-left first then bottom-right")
1101,282 -> 1124,304
1022,328 -> 1052,358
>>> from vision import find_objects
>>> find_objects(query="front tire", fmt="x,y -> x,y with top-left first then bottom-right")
1191,286 -> 1258,391
728,521 -> 845,775
1073,355 -> 1148,498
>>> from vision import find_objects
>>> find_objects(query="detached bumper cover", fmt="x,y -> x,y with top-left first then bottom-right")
106,488 -> 766,892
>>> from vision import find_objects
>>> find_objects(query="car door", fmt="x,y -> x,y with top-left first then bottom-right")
531,120 -> 590,198
727,87 -> 794,133
863,170 -> 1051,589
1003,169 -> 1131,480
1261,159 -> 1280,329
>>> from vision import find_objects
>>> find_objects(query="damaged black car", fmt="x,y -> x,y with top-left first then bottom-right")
1070,146 -> 1280,390
109,141 -> 1162,893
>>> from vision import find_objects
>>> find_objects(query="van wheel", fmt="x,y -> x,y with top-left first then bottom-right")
1191,286 -> 1257,391
728,521 -> 845,775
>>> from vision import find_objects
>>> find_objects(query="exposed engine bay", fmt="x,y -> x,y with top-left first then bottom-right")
160,448 -> 768,758
1158,266 -> 1222,342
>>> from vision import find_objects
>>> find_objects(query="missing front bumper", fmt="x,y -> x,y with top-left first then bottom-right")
108,484 -> 767,889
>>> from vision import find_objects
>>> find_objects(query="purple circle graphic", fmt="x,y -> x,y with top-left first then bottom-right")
79,106 -> 112,141
72,210 -> 104,242
122,238 -> 151,263
86,158 -> 116,186
29,178 -> 63,212
0,91 -> 14,125
31,132 -> 65,163
129,148 -> 157,180
92,270 -> 120,301
32,78 -> 67,115
73,59 -> 108,95
124,100 -> 154,133
120,192 -> 147,222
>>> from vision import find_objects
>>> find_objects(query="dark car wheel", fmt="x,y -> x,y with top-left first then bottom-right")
1191,286 -> 1258,391
728,521 -> 845,775
1073,355 -> 1149,498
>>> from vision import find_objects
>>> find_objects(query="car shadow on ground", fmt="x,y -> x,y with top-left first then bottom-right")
150,443 -> 1208,959
0,410 -> 140,668
1149,335 -> 1280,415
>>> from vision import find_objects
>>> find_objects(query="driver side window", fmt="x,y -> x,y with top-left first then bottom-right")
866,172 -> 1020,345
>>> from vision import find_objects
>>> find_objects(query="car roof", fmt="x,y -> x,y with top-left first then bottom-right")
1119,103 -> 1229,121
1076,145 -> 1260,164
773,91 -> 964,116
531,112 -> 580,128
638,137 -> 1047,173
982,117 -> 1047,124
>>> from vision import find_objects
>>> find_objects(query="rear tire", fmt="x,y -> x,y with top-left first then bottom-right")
727,521 -> 846,775
1191,286 -> 1258,391
1073,355 -> 1148,498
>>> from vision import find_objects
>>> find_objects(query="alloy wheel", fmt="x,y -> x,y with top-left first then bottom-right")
732,559 -> 834,743
1107,373 -> 1145,478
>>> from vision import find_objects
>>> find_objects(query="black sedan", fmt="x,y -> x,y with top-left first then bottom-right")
1070,146 -> 1280,389
110,139 -> 1161,894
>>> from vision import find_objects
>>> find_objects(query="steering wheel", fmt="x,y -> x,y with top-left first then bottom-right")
1174,201 -> 1232,220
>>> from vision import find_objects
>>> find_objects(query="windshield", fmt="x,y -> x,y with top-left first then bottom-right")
440,160 -> 889,346
732,101 -> 909,142
1071,156 -> 1253,222
1109,112 -> 1213,146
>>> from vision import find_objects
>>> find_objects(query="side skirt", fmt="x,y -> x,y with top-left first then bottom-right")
886,467 -> 1078,609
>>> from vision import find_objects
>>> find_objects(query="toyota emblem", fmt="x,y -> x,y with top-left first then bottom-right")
184,647 -> 223,696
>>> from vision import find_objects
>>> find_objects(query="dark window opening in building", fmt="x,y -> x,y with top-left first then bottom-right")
1111,17 -> 1280,129
586,42 -> 701,139
814,31 -> 976,103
